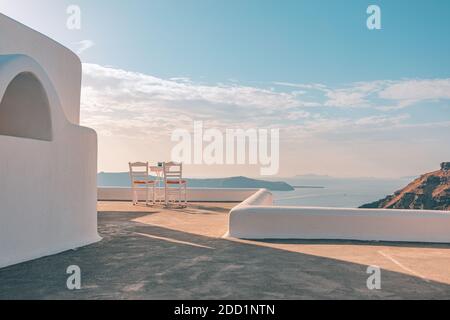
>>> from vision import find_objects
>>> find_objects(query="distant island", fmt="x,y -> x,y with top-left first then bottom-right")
98,173 -> 294,191
360,163 -> 450,211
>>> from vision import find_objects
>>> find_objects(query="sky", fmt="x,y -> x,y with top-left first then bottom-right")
1,0 -> 449,178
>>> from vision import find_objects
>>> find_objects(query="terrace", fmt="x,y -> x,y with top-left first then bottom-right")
1,197 -> 450,299
1,11 -> 450,301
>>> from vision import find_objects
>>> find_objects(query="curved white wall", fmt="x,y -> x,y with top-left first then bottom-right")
0,16 -> 99,269
0,13 -> 82,124
228,189 -> 450,243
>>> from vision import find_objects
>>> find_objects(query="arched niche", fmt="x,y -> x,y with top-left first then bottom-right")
0,72 -> 53,141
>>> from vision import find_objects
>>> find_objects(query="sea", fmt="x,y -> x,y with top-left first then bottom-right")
271,176 -> 412,208
98,172 -> 412,209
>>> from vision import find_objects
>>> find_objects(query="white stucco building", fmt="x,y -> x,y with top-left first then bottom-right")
0,13 -> 100,268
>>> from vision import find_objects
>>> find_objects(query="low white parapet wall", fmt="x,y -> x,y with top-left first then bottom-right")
98,187 -> 259,203
228,189 -> 450,243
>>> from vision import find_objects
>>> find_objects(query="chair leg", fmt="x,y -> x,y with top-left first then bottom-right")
153,184 -> 156,204
164,184 -> 168,207
132,187 -> 137,205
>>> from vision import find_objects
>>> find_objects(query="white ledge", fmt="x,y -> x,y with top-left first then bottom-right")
98,187 -> 259,202
227,189 -> 450,243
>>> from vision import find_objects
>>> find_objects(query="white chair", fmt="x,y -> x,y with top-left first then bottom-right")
129,162 -> 155,206
163,162 -> 187,207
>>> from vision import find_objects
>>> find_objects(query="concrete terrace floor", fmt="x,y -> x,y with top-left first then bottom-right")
1,201 -> 450,299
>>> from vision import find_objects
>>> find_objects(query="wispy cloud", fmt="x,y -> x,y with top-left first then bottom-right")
80,63 -> 321,138
81,63 -> 450,138
378,79 -> 450,110
79,63 -> 450,176
276,79 -> 450,110
82,63 -> 303,110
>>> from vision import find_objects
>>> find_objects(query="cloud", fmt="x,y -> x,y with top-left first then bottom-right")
273,82 -> 328,91
324,79 -> 450,109
79,63 -> 450,176
275,79 -> 450,109
379,79 -> 450,100
378,79 -> 450,109
354,114 -> 410,126
286,110 -> 311,121
324,90 -> 370,108
80,63 -> 326,139
82,63 -> 302,110
323,81 -> 383,108
80,63 -> 450,143
81,66 -> 239,140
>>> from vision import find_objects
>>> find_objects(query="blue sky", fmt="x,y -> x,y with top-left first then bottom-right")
3,0 -> 449,83
1,0 -> 449,177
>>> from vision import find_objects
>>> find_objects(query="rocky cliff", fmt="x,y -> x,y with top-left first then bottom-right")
360,163 -> 450,211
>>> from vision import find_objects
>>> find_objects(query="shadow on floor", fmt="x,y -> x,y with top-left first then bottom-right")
1,211 -> 449,300
255,238 -> 450,249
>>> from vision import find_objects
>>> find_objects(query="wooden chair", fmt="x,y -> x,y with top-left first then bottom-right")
163,162 -> 187,207
129,162 -> 155,206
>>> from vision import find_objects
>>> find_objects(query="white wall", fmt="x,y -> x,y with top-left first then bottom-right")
228,189 -> 450,243
0,16 -> 99,269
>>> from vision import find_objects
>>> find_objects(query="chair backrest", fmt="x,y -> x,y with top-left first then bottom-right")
129,162 -> 149,184
163,162 -> 183,183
